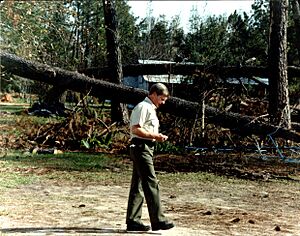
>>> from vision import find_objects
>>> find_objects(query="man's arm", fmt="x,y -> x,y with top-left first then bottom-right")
131,124 -> 168,142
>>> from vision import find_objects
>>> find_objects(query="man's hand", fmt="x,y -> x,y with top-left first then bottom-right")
132,125 -> 168,142
155,133 -> 168,142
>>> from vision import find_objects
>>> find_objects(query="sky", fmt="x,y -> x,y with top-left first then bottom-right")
128,0 -> 254,32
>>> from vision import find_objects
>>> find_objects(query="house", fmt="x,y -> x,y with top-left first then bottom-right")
224,76 -> 269,97
123,60 -> 268,98
123,60 -> 191,91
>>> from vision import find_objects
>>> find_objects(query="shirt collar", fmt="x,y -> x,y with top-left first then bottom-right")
145,96 -> 157,109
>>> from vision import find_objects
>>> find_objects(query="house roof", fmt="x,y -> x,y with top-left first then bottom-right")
143,74 -> 187,84
138,59 -> 192,84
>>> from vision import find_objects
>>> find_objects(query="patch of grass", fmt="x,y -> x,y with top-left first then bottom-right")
0,151 -> 132,188
42,169 -> 132,185
0,114 -> 18,125
0,172 -> 38,189
1,151 -> 129,171
0,104 -> 63,124
0,104 -> 29,113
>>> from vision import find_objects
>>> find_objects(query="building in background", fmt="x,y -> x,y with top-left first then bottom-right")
123,60 -> 192,93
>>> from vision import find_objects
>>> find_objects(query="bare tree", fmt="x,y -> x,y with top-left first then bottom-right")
103,0 -> 129,124
268,0 -> 291,129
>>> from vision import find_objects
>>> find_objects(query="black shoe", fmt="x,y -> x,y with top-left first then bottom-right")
127,222 -> 151,231
152,221 -> 175,231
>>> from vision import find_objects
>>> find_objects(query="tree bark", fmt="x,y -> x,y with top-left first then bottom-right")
268,0 -> 291,129
292,0 -> 300,60
1,52 -> 299,142
43,86 -> 66,106
103,0 -> 129,124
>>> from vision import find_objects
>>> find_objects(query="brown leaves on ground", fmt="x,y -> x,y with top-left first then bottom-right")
154,153 -> 300,181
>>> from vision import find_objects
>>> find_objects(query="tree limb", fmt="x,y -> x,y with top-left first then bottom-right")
1,52 -> 299,142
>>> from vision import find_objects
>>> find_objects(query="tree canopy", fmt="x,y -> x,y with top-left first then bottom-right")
1,0 -> 299,69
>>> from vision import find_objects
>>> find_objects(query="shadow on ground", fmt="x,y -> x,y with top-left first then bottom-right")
0,227 -> 161,235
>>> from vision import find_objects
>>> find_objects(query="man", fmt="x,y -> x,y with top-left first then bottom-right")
126,83 -> 175,232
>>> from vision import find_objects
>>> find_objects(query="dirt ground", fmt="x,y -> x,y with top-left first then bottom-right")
0,154 -> 299,236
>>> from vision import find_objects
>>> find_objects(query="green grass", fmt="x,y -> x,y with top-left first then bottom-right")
0,172 -> 38,188
0,151 -> 132,189
0,104 -> 29,113
1,150 -> 231,191
1,151 -> 127,170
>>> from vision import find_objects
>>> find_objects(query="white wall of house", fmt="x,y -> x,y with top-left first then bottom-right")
123,59 -> 191,91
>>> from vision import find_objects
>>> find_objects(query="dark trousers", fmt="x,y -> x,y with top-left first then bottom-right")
126,139 -> 166,226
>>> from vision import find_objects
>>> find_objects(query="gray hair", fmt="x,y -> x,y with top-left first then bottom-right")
149,83 -> 169,96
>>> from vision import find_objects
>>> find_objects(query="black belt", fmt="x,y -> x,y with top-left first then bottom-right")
131,138 -> 155,147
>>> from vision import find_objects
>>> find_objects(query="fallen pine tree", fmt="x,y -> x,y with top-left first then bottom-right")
1,52 -> 299,143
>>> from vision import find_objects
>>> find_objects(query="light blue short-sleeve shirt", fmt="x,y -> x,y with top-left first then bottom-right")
130,97 -> 159,140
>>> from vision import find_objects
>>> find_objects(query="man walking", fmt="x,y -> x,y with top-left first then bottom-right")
126,83 -> 175,232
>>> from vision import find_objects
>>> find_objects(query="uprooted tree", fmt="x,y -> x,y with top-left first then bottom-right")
1,52 -> 299,143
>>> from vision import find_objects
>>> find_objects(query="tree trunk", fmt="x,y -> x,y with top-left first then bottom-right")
103,0 -> 129,124
292,0 -> 300,60
268,0 -> 291,129
43,86 -> 66,105
1,52 -> 299,142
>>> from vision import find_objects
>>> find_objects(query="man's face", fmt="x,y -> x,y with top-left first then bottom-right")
153,93 -> 168,107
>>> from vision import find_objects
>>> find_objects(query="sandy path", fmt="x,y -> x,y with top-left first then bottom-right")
0,184 -> 204,236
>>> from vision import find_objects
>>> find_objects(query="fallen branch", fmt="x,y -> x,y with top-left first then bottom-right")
1,52 -> 299,142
